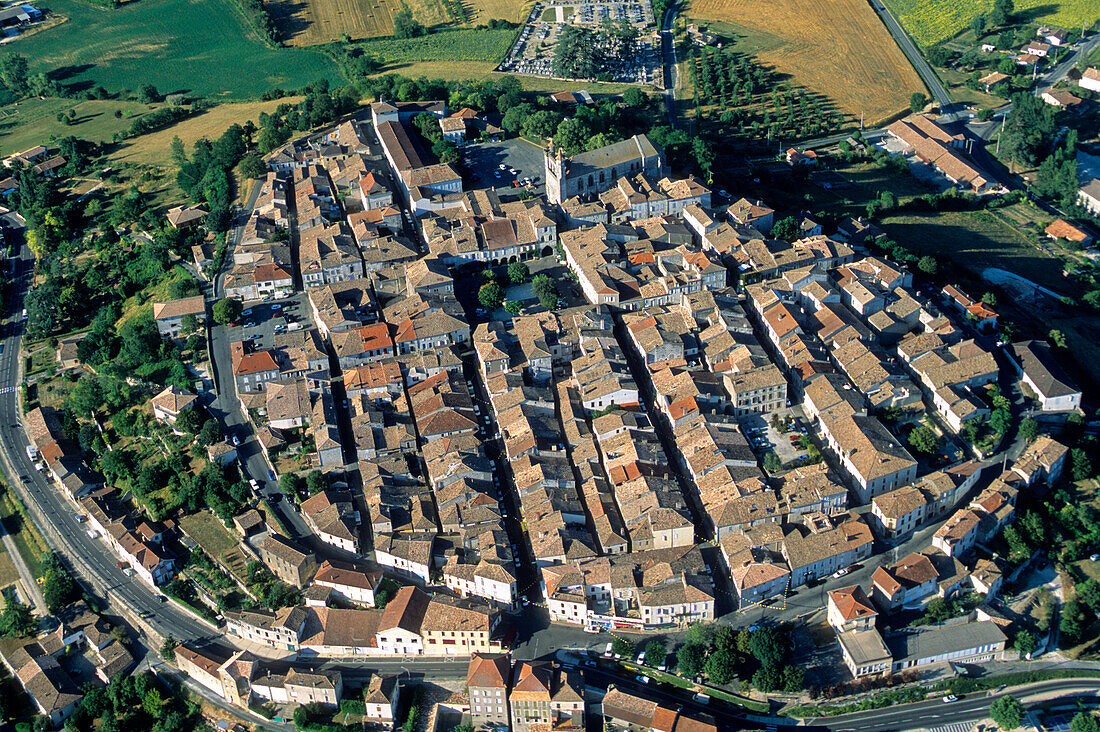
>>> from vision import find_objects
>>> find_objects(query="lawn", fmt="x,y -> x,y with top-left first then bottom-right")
178,511 -> 238,557
0,486 -> 47,579
683,0 -> 925,125
881,0 -> 1097,47
0,552 -> 20,591
12,0 -> 341,101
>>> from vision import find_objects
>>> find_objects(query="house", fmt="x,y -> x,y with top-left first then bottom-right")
300,490 -> 361,554
871,552 -> 940,609
549,90 -> 594,105
1025,41 -> 1051,57
258,534 -> 317,588
33,155 -> 67,178
152,295 -> 206,338
467,654 -> 511,728
313,560 -> 382,606
827,585 -> 877,632
439,116 -> 467,144
166,204 -> 207,229
1079,67 -> 1100,93
686,23 -> 717,45
1080,179 -> 1100,216
786,148 -> 817,166
0,644 -> 82,727
1012,435 -> 1069,487
150,385 -> 198,428
979,71 -> 1009,92
1041,89 -> 1083,109
1004,340 -> 1082,412
1044,218 -> 1094,246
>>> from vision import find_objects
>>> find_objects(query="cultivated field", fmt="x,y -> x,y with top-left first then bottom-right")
684,0 -> 924,125
883,0 -> 1097,47
15,0 -> 340,101
272,0 -> 528,44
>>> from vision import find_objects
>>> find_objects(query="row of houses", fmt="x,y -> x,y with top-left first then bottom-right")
223,584 -> 506,657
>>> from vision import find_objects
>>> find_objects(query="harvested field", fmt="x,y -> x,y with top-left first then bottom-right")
272,0 -> 526,44
882,0 -> 1097,47
110,98 -> 303,166
684,0 -> 924,125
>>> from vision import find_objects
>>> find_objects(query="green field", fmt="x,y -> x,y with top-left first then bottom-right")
12,0 -> 341,100
355,28 -> 516,68
880,210 -> 1065,290
882,0 -> 1098,47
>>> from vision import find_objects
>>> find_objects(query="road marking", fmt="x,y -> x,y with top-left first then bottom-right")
0,386 -> 17,394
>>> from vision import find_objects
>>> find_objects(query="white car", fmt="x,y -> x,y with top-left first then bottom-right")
831,567 -> 850,579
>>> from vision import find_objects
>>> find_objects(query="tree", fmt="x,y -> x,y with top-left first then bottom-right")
918,256 -> 938,275
212,298 -> 242,325
508,261 -> 530,284
1019,418 -> 1039,443
554,117 -> 590,155
781,665 -> 805,692
174,407 -> 206,436
771,216 -> 801,242
611,637 -> 634,658
392,7 -> 425,38
971,14 -> 987,35
0,600 -> 35,638
239,154 -> 267,179
645,640 -> 667,665
704,648 -> 737,685
305,470 -> 326,497
990,695 -> 1024,730
623,87 -> 647,107
0,54 -> 29,96
763,451 -> 782,472
908,425 -> 941,455
1060,599 -> 1086,645
41,553 -> 78,613
685,622 -> 713,648
1048,329 -> 1067,348
1071,448 -> 1092,482
531,274 -> 558,310
752,665 -> 781,692
989,0 -> 1013,26
909,92 -> 927,113
504,301 -> 523,316
1013,630 -> 1037,658
676,643 -> 706,678
478,281 -> 506,310
280,472 -> 303,498
750,627 -> 787,668
138,84 -> 161,104
180,313 -> 199,335
160,635 -> 177,661
1071,712 -> 1100,732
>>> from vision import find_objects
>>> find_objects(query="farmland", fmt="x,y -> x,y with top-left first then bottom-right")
683,0 -> 924,125
271,0 -> 528,44
881,0 -> 1097,47
12,0 -> 340,101
0,98 -> 160,158
352,28 -> 516,66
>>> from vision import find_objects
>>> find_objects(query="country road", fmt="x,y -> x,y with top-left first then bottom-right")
869,0 -> 953,111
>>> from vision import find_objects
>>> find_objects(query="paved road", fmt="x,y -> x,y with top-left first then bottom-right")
1036,33 -> 1100,94
206,183 -> 312,539
868,0 -> 953,112
818,678 -> 1100,731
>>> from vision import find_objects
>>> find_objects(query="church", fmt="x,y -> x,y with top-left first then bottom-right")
544,134 -> 667,204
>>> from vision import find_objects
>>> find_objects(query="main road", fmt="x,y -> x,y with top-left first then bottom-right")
869,0 -> 953,112
0,242 -> 216,644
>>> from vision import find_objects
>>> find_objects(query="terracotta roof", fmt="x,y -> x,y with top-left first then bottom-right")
829,584 -> 876,621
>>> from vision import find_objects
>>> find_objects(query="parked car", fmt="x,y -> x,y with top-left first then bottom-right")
942,695 -> 957,703
635,675 -> 650,685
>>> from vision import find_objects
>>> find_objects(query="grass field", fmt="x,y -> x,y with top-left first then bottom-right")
683,0 -> 924,125
354,28 -> 515,66
178,511 -> 238,556
272,0 -> 527,44
882,0 -> 1097,47
0,98 -> 168,157
13,0 -> 340,101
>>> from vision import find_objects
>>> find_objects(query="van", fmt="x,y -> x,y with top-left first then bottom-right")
248,479 -> 260,492
603,643 -> 613,657
693,694 -> 710,705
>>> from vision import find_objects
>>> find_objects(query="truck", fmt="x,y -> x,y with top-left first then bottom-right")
287,322 -> 303,332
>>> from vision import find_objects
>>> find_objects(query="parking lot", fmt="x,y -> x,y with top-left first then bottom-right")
226,293 -> 312,352
466,138 -> 546,197
740,410 -> 811,467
